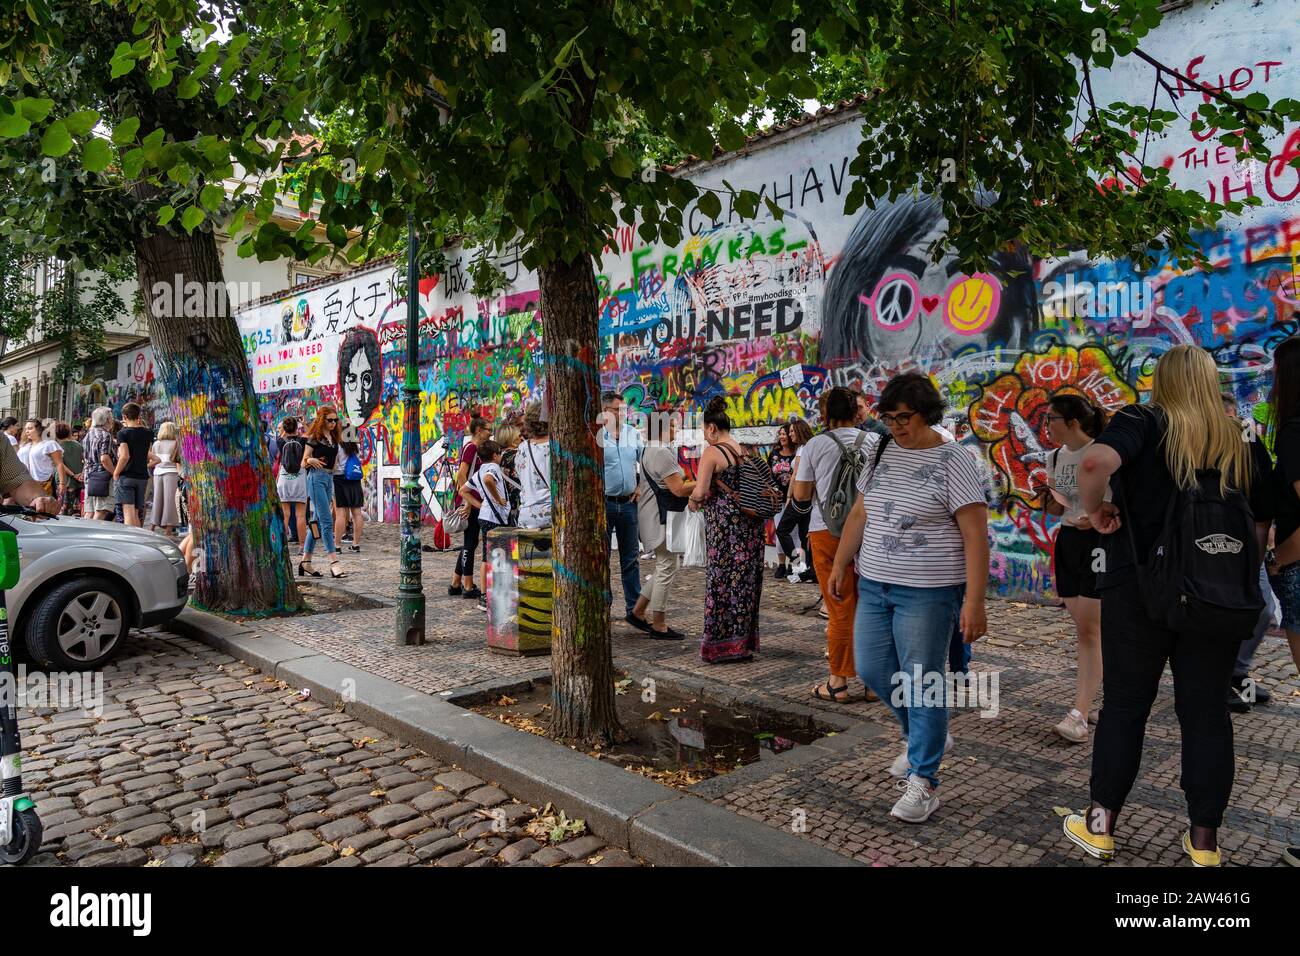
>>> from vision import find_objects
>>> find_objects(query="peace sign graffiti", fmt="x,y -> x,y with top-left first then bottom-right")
859,271 -> 920,332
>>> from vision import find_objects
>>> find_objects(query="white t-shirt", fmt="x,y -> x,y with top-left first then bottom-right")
152,439 -> 179,475
469,461 -> 510,524
516,439 -> 552,528
18,438 -> 61,482
5,433 -> 15,446
1048,441 -> 1109,526
855,434 -> 988,587
794,427 -> 868,534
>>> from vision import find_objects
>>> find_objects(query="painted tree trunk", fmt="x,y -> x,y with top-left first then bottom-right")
133,224 -> 302,614
540,252 -> 624,745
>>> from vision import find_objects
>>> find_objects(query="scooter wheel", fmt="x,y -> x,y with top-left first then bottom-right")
0,808 -> 43,866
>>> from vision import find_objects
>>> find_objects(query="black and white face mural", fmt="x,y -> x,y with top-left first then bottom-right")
337,328 -> 381,425
819,194 -> 1039,369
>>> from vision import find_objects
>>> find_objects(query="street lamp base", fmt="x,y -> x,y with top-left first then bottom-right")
396,594 -> 426,646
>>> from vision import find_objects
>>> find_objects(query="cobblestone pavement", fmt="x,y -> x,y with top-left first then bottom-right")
13,631 -> 640,868
191,523 -> 1298,865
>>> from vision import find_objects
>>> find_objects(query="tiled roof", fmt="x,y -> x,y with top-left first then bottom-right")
662,92 -> 874,174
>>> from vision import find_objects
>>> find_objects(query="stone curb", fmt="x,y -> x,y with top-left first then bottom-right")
165,607 -> 862,867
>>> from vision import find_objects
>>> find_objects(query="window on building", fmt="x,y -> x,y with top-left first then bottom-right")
41,258 -> 66,296
9,379 -> 31,419
38,373 -> 63,421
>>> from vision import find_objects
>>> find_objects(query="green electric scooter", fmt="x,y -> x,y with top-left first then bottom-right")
0,509 -> 43,864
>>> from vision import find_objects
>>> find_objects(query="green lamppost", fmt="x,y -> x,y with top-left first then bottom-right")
396,213 -> 425,645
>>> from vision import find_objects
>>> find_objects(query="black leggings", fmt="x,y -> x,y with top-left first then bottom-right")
775,504 -> 810,560
1090,577 -> 1242,828
455,507 -> 481,577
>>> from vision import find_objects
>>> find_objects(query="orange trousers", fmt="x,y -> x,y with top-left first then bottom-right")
809,530 -> 857,679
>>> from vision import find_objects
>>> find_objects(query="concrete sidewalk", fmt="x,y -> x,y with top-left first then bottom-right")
171,521 -> 1299,866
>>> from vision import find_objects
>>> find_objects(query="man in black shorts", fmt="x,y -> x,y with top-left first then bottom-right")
111,402 -> 154,527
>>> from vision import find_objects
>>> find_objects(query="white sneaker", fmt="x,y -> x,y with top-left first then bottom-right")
888,733 -> 954,778
1055,709 -> 1089,743
890,775 -> 940,823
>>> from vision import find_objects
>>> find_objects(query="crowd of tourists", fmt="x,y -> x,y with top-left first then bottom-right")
266,406 -> 367,580
433,342 -> 1300,867
4,404 -> 187,535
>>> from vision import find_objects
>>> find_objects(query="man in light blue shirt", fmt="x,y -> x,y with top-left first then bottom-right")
600,391 -> 645,625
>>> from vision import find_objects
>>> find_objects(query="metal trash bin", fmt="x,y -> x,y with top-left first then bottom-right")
485,526 -> 553,656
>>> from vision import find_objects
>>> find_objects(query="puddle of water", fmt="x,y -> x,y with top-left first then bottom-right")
469,679 -> 823,780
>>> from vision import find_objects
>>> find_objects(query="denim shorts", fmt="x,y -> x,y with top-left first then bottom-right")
1269,562 -> 1300,632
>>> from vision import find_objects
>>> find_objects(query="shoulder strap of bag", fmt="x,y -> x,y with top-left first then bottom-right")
714,444 -> 741,497
871,433 -> 891,473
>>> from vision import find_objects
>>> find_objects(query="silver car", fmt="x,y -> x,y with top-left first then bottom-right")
0,513 -> 189,671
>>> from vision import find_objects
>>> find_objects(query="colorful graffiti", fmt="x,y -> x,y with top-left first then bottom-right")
224,8 -> 1300,603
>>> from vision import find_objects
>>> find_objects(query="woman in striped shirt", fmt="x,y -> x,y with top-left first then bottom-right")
831,372 -> 989,825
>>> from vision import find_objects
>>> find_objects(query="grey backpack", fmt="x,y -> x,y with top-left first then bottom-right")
816,431 -> 868,537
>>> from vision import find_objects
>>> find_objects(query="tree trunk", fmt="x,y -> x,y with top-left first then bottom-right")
540,251 -> 623,745
133,223 -> 303,615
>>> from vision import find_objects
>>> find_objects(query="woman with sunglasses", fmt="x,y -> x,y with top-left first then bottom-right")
830,372 -> 989,824
1037,395 -> 1108,744
301,406 -> 346,578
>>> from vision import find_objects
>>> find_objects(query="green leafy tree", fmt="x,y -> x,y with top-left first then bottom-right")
259,0 -> 1299,744
6,0 -> 1299,743
41,259 -> 134,383
0,238 -> 40,348
0,1 -> 306,613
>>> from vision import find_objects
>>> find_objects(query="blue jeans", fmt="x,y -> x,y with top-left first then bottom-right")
854,577 -> 964,788
606,497 -> 641,615
303,468 -> 336,556
948,583 -> 971,674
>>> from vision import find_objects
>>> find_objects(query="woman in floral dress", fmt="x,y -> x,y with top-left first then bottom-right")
687,395 -> 765,662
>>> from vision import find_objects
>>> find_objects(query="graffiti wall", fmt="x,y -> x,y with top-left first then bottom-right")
231,0 -> 1300,601
72,345 -> 168,425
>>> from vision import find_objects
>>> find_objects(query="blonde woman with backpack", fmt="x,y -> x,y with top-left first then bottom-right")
1062,345 -> 1272,867
791,387 -> 867,703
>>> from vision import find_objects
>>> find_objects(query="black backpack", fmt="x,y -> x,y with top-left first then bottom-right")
1125,469 -> 1263,639
279,437 -> 305,476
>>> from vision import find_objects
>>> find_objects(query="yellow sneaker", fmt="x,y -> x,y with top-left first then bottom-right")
1063,813 -> 1115,861
1182,831 -> 1221,867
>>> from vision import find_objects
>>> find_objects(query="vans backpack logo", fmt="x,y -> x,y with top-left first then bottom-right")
1195,533 -> 1243,555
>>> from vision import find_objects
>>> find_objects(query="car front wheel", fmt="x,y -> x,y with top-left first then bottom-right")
26,577 -> 129,671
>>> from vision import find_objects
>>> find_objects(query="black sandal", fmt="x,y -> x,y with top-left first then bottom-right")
298,561 -> 321,578
813,680 -> 851,703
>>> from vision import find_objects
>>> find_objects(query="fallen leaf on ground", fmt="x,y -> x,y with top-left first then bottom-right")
495,695 -> 516,706
645,711 -> 665,722
587,855 -> 603,865
340,846 -> 357,857
369,789 -> 386,798
1052,806 -> 1074,817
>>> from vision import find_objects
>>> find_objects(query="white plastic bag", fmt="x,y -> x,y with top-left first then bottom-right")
665,508 -> 690,554
680,509 -> 707,568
